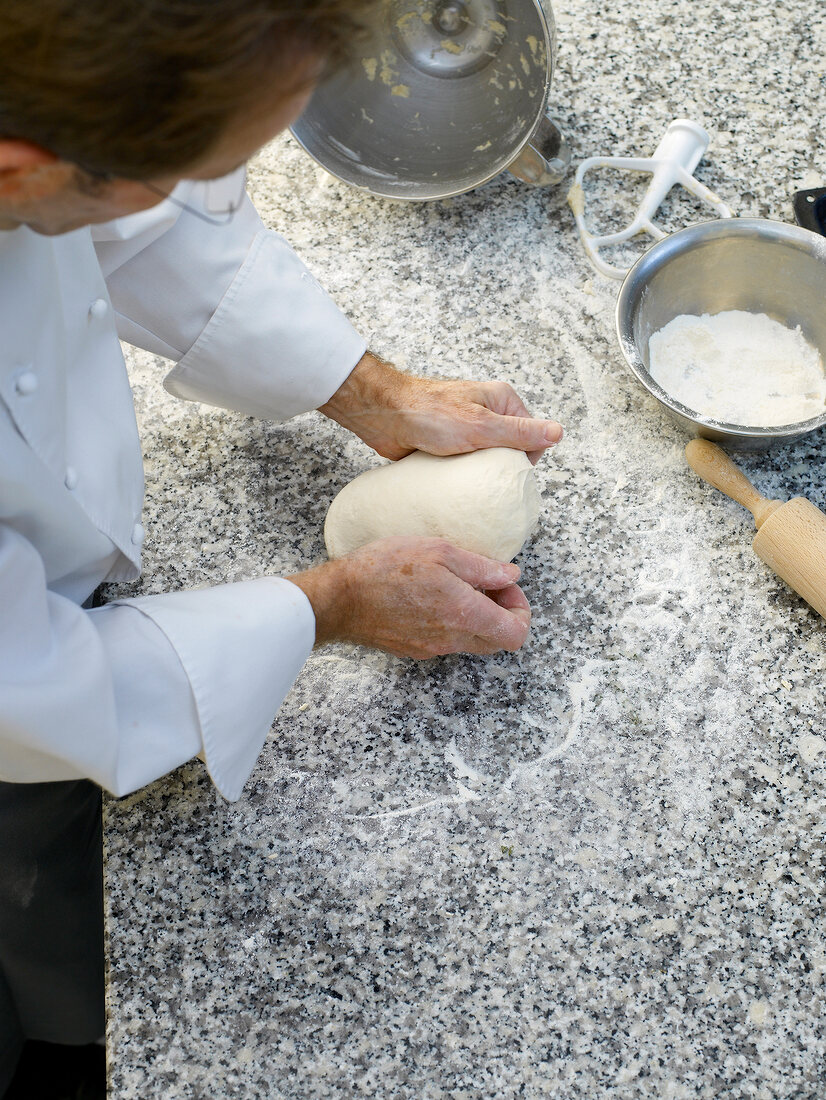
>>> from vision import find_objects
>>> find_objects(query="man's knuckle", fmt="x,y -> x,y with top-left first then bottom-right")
427,537 -> 454,563
458,589 -> 484,620
514,416 -> 537,443
466,403 -> 491,429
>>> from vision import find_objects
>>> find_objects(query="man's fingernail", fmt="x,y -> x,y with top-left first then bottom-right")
544,423 -> 563,445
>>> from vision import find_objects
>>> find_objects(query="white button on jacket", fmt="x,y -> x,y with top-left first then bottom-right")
14,369 -> 38,396
0,171 -> 366,801
88,297 -> 108,321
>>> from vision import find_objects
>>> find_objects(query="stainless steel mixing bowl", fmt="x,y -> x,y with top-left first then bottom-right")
291,0 -> 566,200
615,218 -> 826,450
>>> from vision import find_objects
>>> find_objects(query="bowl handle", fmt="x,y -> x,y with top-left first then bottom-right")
507,115 -> 570,187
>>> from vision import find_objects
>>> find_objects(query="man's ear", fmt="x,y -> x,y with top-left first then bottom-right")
0,139 -> 57,172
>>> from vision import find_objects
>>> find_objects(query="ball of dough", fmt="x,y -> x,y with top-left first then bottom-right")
324,447 -> 541,562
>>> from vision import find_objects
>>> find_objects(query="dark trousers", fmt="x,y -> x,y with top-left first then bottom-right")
0,778 -> 105,1094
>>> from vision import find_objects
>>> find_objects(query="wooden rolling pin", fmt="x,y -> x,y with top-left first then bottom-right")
686,438 -> 826,618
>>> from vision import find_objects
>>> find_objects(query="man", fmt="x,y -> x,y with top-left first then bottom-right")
0,0 -> 563,1094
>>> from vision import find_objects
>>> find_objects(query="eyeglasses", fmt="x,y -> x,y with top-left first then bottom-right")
83,166 -> 247,226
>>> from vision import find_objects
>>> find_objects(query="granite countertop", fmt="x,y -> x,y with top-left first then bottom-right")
105,1 -> 826,1096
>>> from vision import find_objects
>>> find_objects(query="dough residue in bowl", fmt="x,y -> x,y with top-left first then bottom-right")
648,310 -> 826,426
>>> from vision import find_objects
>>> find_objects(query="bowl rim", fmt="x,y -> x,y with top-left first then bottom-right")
615,217 -> 826,441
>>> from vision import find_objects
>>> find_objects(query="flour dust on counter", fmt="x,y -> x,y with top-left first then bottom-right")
648,310 -> 826,426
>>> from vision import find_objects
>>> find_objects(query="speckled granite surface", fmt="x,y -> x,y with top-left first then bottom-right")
104,1 -> 826,1096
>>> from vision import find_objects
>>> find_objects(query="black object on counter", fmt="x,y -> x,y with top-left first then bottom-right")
793,187 -> 826,236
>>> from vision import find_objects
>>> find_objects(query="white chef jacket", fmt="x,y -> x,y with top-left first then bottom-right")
0,171 -> 366,801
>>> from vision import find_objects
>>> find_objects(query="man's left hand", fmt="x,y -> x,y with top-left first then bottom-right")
318,352 -> 563,463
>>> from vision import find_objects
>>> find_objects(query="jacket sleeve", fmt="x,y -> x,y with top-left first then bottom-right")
92,169 -> 367,420
0,526 -> 315,801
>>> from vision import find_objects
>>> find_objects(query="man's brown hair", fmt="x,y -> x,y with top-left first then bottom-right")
0,0 -> 376,180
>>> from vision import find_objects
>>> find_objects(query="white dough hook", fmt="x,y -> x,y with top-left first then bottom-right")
567,119 -> 735,280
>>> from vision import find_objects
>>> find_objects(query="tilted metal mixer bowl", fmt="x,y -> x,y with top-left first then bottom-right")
615,219 -> 826,450
291,0 -> 568,199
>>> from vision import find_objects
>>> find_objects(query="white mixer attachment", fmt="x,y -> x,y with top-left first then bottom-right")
568,119 -> 735,280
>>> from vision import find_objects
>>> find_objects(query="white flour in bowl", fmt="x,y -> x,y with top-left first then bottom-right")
648,310 -> 826,426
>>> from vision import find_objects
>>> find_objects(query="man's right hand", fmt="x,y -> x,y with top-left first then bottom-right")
287,536 -> 531,659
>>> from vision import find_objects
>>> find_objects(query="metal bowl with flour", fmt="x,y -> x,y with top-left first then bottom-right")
615,218 -> 826,450
291,0 -> 568,199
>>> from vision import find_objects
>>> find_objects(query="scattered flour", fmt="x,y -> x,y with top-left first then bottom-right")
648,310 -> 826,426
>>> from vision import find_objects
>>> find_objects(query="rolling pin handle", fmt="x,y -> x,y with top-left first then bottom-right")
752,498 -> 784,529
684,438 -> 784,529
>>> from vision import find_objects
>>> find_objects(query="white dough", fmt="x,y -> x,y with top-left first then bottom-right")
324,447 -> 541,562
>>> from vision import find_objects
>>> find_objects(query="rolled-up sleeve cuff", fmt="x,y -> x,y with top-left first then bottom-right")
120,577 -> 316,801
163,229 -> 367,421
